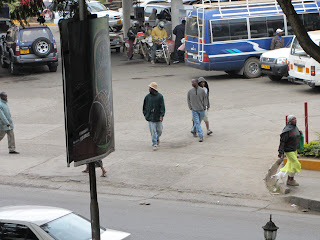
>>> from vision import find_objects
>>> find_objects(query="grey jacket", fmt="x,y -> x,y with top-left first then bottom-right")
270,35 -> 284,50
187,87 -> 207,111
0,99 -> 14,131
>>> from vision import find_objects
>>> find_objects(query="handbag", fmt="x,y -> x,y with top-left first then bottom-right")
299,133 -> 305,150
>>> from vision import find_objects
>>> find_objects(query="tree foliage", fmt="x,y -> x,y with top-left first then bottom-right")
277,0 -> 320,63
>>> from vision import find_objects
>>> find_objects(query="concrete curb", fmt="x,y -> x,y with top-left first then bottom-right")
283,157 -> 320,171
286,196 -> 320,212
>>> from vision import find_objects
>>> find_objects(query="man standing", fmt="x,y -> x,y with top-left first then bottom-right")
173,20 -> 186,64
151,21 -> 168,65
187,79 -> 207,142
0,92 -> 19,154
143,82 -> 165,151
127,21 -> 143,60
270,28 -> 285,50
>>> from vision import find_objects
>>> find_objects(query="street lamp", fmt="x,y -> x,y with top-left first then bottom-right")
262,214 -> 279,240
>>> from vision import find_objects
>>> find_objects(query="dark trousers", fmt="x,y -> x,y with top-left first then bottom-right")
174,42 -> 184,62
127,39 -> 134,58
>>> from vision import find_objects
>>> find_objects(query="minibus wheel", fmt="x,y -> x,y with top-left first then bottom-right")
243,57 -> 261,78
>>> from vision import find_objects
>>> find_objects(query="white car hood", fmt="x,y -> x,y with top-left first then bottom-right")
92,10 -> 121,18
261,47 -> 291,58
95,229 -> 130,240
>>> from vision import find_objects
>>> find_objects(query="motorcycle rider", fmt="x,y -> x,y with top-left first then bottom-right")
150,21 -> 168,65
127,21 -> 143,60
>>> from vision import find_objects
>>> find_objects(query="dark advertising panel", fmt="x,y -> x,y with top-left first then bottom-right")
59,16 -> 114,167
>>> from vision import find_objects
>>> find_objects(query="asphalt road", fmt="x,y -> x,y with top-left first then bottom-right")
1,185 -> 319,240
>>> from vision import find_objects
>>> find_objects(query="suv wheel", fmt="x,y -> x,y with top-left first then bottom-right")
9,59 -> 19,75
48,64 -> 57,72
32,37 -> 52,57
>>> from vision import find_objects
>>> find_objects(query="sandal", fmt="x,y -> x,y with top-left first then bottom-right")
101,171 -> 107,177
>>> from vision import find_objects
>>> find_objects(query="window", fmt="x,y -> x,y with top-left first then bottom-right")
211,19 -> 248,42
0,223 -> 39,240
20,28 -> 51,42
41,213 -> 105,240
186,17 -> 202,37
287,13 -> 320,35
291,37 -> 309,57
266,16 -> 284,37
250,17 -> 268,38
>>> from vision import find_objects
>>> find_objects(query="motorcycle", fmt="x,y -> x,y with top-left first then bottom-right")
142,37 -> 172,65
124,32 -> 146,59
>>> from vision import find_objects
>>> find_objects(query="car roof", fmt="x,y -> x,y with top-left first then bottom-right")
0,205 -> 72,226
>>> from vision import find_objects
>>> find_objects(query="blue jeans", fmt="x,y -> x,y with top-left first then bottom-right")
192,110 -> 205,137
148,121 -> 163,146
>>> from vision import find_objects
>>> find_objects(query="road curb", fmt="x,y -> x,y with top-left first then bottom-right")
286,196 -> 320,212
284,157 -> 320,171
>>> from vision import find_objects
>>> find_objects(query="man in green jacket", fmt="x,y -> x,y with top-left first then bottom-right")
0,92 -> 19,154
143,82 -> 165,151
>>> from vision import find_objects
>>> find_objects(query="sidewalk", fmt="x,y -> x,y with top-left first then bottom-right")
1,50 -> 320,212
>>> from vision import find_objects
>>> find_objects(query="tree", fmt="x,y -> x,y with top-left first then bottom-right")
277,0 -> 320,63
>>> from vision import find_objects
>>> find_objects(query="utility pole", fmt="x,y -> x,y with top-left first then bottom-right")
122,0 -> 132,38
171,0 -> 183,41
79,1 -> 101,239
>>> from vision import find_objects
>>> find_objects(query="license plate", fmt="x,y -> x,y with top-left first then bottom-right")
261,64 -> 270,69
298,66 -> 303,72
117,20 -> 121,24
20,49 -> 29,54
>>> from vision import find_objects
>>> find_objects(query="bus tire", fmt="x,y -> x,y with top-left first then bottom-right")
243,57 -> 261,78
268,75 -> 282,81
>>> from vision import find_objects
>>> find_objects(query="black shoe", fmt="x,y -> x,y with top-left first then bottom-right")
9,151 -> 19,154
199,137 -> 203,142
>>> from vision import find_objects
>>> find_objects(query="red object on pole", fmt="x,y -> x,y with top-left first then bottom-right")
305,102 -> 309,144
286,115 -> 288,124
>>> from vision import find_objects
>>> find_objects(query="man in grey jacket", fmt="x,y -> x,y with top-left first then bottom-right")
270,28 -> 284,50
0,92 -> 19,154
187,79 -> 207,142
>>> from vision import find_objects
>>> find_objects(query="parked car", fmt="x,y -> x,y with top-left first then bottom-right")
288,30 -> 320,88
0,205 -> 131,240
54,1 -> 123,31
0,25 -> 58,74
260,47 -> 291,81
133,0 -> 168,8
109,26 -> 122,52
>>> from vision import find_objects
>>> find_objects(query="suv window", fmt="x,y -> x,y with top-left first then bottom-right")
0,222 -> 39,240
20,28 -> 51,43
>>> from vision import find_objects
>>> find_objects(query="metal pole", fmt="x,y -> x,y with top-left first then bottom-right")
122,0 -> 132,38
171,0 -> 183,41
79,0 -> 87,21
305,102 -> 309,144
89,162 -> 101,240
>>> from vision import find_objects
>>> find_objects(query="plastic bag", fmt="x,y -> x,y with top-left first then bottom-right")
299,133 -> 304,150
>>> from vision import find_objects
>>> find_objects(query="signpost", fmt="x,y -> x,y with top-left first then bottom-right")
59,1 -> 114,238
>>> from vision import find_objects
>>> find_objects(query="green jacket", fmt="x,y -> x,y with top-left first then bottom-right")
0,99 -> 14,131
143,92 -> 165,122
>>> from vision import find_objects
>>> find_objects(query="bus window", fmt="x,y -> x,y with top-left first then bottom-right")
266,16 -> 284,37
211,20 -> 229,41
230,19 -> 248,40
250,17 -> 268,38
186,17 -> 202,37
302,13 -> 320,31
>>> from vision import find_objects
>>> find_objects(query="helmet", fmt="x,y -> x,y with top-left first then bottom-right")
132,21 -> 139,27
158,21 -> 165,29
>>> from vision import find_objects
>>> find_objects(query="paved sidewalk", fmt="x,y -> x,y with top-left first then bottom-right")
1,43 -> 320,212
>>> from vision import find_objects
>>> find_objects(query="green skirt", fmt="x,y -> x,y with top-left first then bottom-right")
280,151 -> 301,174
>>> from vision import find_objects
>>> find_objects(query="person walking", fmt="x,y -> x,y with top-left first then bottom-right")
0,92 -> 19,154
198,77 -> 212,135
270,28 -> 285,50
187,79 -> 207,142
143,82 -> 165,151
172,20 -> 186,64
276,115 -> 302,186
82,161 -> 107,177
151,21 -> 168,65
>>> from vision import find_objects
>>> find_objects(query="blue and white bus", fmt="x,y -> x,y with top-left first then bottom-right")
185,0 -> 320,78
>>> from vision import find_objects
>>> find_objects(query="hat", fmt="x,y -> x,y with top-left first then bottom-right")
149,82 -> 158,91
276,28 -> 283,33
198,77 -> 206,83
